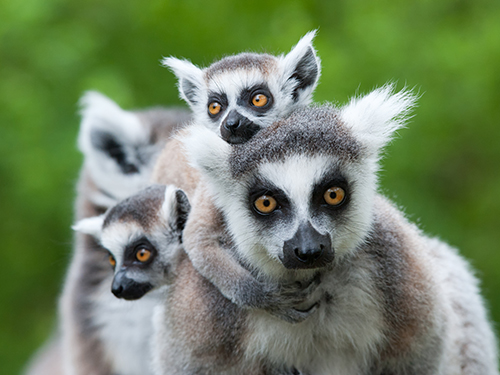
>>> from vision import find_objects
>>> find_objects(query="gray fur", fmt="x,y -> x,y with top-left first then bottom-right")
174,92 -> 498,374
25,93 -> 190,375
163,31 -> 321,144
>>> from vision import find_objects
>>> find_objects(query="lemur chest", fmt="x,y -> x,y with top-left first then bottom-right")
92,276 -> 160,375
244,273 -> 386,374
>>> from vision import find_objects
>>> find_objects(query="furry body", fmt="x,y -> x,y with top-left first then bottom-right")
25,92 -> 190,375
153,88 -> 498,374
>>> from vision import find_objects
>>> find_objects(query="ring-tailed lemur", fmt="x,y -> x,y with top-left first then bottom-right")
74,185 -> 309,375
163,30 -> 320,144
72,185 -> 190,301
24,92 -> 191,375
153,85 -> 498,374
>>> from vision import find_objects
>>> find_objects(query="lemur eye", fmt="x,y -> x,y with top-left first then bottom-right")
254,195 -> 277,214
109,255 -> 116,267
251,94 -> 268,107
208,102 -> 222,115
136,248 -> 152,263
324,187 -> 346,206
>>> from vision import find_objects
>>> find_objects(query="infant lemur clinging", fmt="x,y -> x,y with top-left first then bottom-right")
152,31 -> 323,322
163,30 -> 320,144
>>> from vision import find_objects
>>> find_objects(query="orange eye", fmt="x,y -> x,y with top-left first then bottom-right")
324,187 -> 346,206
136,248 -> 152,263
252,94 -> 268,107
109,255 -> 116,267
208,102 -> 222,115
254,195 -> 277,214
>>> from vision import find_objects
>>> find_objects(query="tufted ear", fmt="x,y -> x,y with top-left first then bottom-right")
160,185 -> 191,234
341,84 -> 418,156
279,30 -> 321,106
72,215 -> 105,240
162,57 -> 205,108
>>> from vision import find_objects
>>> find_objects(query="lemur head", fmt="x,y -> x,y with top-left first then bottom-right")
73,184 -> 190,300
163,31 -> 321,144
78,91 -> 190,208
183,85 -> 416,278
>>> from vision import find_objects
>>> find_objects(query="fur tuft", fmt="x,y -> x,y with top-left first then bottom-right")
162,57 -> 204,106
72,215 -> 105,239
340,84 -> 417,155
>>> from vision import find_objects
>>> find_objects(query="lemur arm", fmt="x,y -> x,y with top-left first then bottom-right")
182,186 -> 318,323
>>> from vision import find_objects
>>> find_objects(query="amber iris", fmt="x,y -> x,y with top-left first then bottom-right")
324,187 -> 346,206
252,94 -> 268,107
208,102 -> 222,115
136,248 -> 152,262
254,195 -> 277,214
109,255 -> 116,267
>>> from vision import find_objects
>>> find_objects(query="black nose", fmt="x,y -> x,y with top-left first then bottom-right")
220,110 -> 260,144
281,222 -> 334,269
111,270 -> 153,300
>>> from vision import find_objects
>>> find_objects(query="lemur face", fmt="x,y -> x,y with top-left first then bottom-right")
73,185 -> 190,300
184,86 -> 416,277
164,31 -> 320,144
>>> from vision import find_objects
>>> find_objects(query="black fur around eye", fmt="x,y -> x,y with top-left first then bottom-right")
238,85 -> 274,113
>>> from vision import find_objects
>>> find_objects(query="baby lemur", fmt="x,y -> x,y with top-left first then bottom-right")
75,184 -> 308,375
152,86 -> 498,374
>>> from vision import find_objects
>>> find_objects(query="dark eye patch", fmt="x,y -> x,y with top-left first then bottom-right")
207,92 -> 228,120
248,177 -> 290,220
311,172 -> 350,213
123,236 -> 157,267
237,84 -> 274,115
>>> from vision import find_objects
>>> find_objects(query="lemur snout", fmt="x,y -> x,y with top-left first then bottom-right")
112,271 -> 153,300
220,110 -> 260,144
282,222 -> 334,269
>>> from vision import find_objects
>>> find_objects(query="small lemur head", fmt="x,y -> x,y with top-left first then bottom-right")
73,184 -> 191,300
78,91 -> 190,208
183,85 -> 416,278
163,31 -> 321,144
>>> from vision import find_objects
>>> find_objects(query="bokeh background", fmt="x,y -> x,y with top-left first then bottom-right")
1,0 -> 499,373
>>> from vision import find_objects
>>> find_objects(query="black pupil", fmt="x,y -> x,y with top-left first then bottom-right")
263,199 -> 270,207
330,191 -> 337,200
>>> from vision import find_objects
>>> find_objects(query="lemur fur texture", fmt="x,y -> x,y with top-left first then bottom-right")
24,92 -> 190,375
152,85 -> 498,374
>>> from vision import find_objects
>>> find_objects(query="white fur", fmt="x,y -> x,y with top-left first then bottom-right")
164,31 -> 320,138
341,84 -> 417,155
72,215 -> 105,239
78,91 -> 155,204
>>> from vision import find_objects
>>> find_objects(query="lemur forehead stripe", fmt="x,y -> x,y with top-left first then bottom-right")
103,185 -> 166,231
230,104 -> 362,178
204,53 -> 277,80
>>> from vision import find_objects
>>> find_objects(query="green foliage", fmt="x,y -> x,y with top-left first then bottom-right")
1,0 -> 499,372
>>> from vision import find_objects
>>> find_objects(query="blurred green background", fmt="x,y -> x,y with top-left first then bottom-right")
1,0 -> 499,373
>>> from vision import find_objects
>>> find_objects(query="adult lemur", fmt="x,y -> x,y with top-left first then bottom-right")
24,92 -> 191,375
152,86 -> 497,374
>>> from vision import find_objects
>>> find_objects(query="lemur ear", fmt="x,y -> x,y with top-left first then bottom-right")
78,91 -> 148,175
341,84 -> 417,156
180,124 -> 232,186
161,185 -> 191,233
72,215 -> 105,239
162,57 -> 204,108
280,30 -> 321,105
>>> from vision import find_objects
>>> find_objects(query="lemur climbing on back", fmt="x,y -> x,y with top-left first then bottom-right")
24,93 -> 191,375
151,86 -> 498,374
163,30 -> 320,144
153,32 -> 323,320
